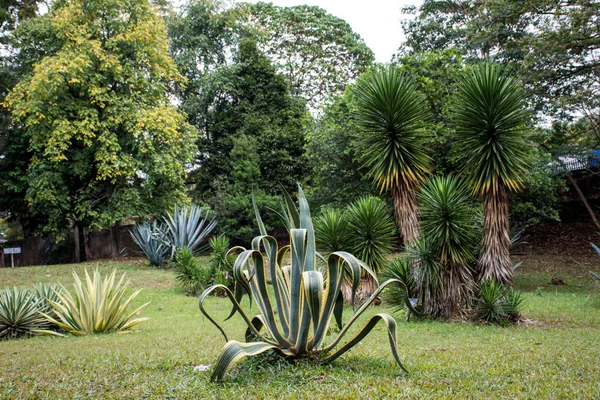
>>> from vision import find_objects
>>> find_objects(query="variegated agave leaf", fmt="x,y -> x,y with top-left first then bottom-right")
200,185 -> 417,381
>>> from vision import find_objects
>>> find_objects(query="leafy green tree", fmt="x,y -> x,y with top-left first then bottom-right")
179,38 -> 309,244
4,0 -> 197,242
452,63 -> 531,285
395,49 -> 465,174
238,1 -> 374,108
354,66 -> 431,245
400,0 -> 600,117
305,88 -> 376,210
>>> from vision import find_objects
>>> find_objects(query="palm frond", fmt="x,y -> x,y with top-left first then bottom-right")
354,65 -> 431,192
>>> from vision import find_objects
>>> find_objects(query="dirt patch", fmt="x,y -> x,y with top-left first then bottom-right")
518,222 -> 599,257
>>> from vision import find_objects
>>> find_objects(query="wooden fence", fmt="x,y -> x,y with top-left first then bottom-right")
1,225 -> 141,267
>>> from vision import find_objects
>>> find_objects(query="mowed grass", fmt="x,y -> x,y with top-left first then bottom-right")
1,256 -> 600,399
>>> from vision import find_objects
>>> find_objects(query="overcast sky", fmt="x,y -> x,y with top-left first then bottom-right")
235,0 -> 423,63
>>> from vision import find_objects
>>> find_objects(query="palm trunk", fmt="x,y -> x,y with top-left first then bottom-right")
479,187 -> 512,286
341,275 -> 379,306
393,180 -> 420,247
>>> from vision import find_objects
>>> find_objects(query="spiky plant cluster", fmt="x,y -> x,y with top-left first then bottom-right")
0,283 -> 63,339
38,269 -> 149,336
130,204 -> 217,266
474,280 -> 523,323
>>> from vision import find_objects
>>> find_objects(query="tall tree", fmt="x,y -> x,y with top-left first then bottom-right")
178,38 -> 309,244
400,0 -> 600,117
305,87 -> 376,211
238,2 -> 374,109
354,66 -> 431,245
4,0 -> 197,242
452,63 -> 531,285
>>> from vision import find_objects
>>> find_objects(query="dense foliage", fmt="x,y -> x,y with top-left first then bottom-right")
3,0 -> 197,238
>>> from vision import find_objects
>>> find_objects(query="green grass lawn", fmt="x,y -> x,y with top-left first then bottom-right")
1,256 -> 600,399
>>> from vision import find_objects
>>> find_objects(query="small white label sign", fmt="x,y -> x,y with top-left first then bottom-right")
4,247 -> 21,254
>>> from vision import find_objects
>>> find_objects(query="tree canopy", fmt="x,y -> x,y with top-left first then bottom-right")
3,0 -> 197,236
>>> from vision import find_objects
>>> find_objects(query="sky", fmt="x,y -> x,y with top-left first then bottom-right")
236,0 -> 423,63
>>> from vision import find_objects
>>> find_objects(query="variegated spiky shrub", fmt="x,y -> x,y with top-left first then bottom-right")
38,269 -> 149,336
0,287 -> 46,339
200,186 -> 415,381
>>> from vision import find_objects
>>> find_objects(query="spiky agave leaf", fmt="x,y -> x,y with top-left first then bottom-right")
38,268 -> 149,336
201,185 -> 417,381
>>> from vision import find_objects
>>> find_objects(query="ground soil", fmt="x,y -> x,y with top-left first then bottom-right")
518,221 -> 599,257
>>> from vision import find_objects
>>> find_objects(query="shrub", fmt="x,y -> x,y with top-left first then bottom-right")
174,247 -> 209,296
208,236 -> 234,288
129,220 -> 170,266
473,279 -> 523,323
200,185 -> 417,381
346,197 -> 396,273
0,287 -> 48,339
314,208 -> 352,253
39,269 -> 149,336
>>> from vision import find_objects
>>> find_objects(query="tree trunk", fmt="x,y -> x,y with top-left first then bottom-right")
392,180 -> 420,247
73,224 -> 88,263
340,275 -> 379,306
566,173 -> 600,230
479,187 -> 512,286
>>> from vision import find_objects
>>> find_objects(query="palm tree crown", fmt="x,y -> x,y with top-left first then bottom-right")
453,63 -> 530,196
354,65 -> 431,193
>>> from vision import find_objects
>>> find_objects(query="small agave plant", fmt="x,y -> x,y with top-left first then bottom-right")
200,186 -> 415,381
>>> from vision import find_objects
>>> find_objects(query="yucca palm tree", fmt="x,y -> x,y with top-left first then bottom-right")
354,66 -> 431,245
453,63 -> 530,286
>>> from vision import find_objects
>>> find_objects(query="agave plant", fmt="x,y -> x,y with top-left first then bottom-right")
0,287 -> 47,339
163,204 -> 217,254
200,186 -> 416,381
38,269 -> 149,336
32,283 -> 63,316
129,220 -> 170,266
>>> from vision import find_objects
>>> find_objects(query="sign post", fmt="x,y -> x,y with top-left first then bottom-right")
4,247 -> 21,268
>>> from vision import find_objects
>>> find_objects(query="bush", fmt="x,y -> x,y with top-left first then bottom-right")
473,279 -> 523,324
174,247 -> 210,296
314,208 -> 352,253
208,236 -> 234,288
39,269 -> 149,336
0,287 -> 48,339
346,197 -> 396,273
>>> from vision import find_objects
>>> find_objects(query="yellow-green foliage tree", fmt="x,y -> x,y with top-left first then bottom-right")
5,0 -> 197,239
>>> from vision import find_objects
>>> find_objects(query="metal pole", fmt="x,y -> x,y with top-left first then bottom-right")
11,253 -> 14,268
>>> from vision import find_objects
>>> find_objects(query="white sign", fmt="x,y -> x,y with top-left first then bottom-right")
4,247 -> 21,254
